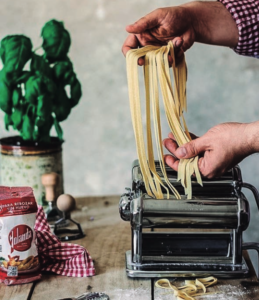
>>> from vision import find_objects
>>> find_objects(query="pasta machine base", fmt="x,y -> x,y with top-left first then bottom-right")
125,250 -> 250,278
119,160 -> 259,279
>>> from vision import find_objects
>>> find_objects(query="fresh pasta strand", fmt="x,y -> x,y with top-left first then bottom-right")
126,42 -> 202,199
155,277 -> 218,300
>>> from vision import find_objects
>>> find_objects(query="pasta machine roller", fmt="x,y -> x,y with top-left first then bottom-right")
119,160 -> 259,278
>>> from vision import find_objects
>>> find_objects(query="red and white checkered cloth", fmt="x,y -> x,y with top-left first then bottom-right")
218,0 -> 259,57
35,206 -> 95,277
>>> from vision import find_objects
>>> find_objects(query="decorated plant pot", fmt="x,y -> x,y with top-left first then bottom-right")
0,136 -> 64,206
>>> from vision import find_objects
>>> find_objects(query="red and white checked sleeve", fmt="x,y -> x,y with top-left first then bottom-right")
218,0 -> 259,57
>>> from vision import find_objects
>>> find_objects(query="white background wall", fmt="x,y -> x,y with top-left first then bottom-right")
0,0 -> 259,257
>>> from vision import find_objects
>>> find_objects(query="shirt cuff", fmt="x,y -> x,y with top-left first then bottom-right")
218,0 -> 259,57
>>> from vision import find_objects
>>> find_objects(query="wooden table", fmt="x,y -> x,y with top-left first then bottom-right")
1,195 -> 259,300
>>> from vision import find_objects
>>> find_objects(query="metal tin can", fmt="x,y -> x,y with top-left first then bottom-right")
0,136 -> 64,207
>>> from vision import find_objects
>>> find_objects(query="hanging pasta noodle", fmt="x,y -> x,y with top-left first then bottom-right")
126,42 -> 202,199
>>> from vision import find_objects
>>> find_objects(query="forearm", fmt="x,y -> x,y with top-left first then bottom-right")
182,1 -> 239,48
246,121 -> 259,154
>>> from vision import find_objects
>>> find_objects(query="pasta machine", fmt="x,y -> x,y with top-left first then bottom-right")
119,160 -> 259,278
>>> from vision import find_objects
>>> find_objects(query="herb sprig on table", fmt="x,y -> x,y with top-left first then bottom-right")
0,19 -> 82,142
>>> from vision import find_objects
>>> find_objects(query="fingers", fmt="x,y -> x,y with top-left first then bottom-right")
166,131 -> 228,179
170,37 -> 184,66
197,156 -> 206,177
181,30 -> 195,52
175,137 -> 208,159
164,154 -> 179,171
122,34 -> 140,57
122,33 -> 186,67
175,49 -> 184,62
173,37 -> 183,48
163,137 -> 180,171
188,132 -> 199,140
137,57 -> 145,66
168,132 -> 176,141
164,133 -> 213,178
122,34 -> 145,65
163,138 -> 178,154
198,153 -> 229,179
168,54 -> 173,67
126,10 -> 161,34
172,37 -> 184,58
165,152 -> 218,179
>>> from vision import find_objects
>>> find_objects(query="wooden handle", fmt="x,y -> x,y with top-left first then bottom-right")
57,194 -> 76,213
41,172 -> 59,202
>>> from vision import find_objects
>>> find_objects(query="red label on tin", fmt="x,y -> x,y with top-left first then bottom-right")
8,225 -> 33,253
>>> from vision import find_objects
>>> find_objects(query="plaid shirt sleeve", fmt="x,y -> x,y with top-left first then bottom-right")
218,0 -> 259,57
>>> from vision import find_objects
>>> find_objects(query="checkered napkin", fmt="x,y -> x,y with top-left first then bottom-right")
34,206 -> 95,277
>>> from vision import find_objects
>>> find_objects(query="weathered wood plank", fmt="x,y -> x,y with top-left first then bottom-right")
0,282 -> 33,300
31,196 -> 151,300
154,251 -> 259,300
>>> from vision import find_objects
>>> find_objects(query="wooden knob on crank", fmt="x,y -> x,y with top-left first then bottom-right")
41,172 -> 59,202
56,194 -> 76,213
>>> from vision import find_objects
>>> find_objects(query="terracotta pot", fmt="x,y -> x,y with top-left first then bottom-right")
0,136 -> 64,207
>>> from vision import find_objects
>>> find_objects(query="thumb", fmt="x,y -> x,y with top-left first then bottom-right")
175,137 -> 207,159
172,37 -> 183,49
126,11 -> 160,34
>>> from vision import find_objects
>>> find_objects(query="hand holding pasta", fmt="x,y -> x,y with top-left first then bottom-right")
122,6 -> 193,65
122,1 -> 238,65
164,122 -> 255,178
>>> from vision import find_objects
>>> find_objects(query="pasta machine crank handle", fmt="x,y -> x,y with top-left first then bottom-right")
242,182 -> 259,210
242,242 -> 259,280
240,183 -> 259,279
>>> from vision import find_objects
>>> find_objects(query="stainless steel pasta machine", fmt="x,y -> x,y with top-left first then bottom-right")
119,160 -> 259,278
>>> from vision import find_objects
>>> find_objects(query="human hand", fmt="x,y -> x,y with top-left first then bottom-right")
122,6 -> 194,65
163,123 -> 254,178
122,1 -> 239,65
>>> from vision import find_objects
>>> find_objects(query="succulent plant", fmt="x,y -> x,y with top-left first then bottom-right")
0,19 -> 82,142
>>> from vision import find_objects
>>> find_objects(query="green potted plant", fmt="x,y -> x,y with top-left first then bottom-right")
0,19 -> 82,206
